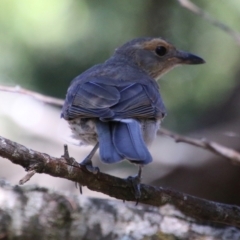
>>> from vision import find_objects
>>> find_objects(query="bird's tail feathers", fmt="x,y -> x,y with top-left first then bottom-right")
112,119 -> 152,164
96,121 -> 123,163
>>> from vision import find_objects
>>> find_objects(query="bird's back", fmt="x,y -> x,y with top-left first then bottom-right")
61,56 -> 166,121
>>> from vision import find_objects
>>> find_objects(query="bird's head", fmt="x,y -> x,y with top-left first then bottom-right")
115,37 -> 205,79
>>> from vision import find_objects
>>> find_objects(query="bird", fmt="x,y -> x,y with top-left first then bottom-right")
61,37 -> 205,198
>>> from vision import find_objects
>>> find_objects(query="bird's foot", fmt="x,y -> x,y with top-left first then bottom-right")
77,156 -> 99,194
74,158 -> 99,194
79,143 -> 100,174
127,166 -> 142,205
127,175 -> 141,203
79,157 -> 100,174
74,182 -> 83,194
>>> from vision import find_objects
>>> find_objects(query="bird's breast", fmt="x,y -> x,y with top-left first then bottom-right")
139,118 -> 161,146
68,118 -> 98,146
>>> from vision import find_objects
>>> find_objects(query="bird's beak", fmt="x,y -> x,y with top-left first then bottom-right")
175,50 -> 205,65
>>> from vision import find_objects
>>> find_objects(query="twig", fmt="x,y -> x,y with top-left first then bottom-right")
19,170 -> 36,185
177,0 -> 240,45
0,135 -> 240,227
0,85 -> 64,107
158,128 -> 240,165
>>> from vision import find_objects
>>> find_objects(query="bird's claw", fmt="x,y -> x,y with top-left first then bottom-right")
62,144 -> 100,194
80,162 -> 99,174
79,156 -> 100,174
127,174 -> 141,205
78,142 -> 100,174
126,166 -> 142,205
75,182 -> 83,194
77,158 -> 99,194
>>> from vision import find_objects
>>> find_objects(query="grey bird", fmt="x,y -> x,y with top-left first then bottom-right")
61,37 -> 205,198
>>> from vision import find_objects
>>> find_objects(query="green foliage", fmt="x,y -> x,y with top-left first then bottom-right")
0,0 -> 240,131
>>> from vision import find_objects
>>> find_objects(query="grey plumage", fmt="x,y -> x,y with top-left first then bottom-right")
112,119 -> 152,164
61,37 -> 204,169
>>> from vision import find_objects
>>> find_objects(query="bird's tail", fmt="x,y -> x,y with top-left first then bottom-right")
96,120 -> 123,163
96,119 -> 152,165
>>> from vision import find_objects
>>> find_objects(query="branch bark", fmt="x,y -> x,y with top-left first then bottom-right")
1,180 -> 239,239
1,135 -> 240,227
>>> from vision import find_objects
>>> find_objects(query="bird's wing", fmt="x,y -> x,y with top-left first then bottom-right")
111,81 -> 166,119
62,77 -> 120,119
62,76 -> 166,120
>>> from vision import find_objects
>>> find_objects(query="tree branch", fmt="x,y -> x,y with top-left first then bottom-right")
159,129 -> 240,165
2,84 -> 240,165
1,135 -> 240,227
0,85 -> 64,107
177,0 -> 240,45
1,180 -> 239,239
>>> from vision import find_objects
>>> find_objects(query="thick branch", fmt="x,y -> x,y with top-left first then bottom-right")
0,135 -> 240,227
1,181 -> 239,239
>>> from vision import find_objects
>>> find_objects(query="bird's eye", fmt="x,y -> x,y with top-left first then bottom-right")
155,46 -> 167,56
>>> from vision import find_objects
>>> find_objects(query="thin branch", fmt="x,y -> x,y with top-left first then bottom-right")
177,0 -> 240,45
19,170 -> 36,185
158,128 -> 240,165
1,84 -> 240,165
0,135 -> 240,227
0,85 -> 64,107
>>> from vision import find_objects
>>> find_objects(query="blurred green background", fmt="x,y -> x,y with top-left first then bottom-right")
1,0 -> 240,131
1,0 -> 240,204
